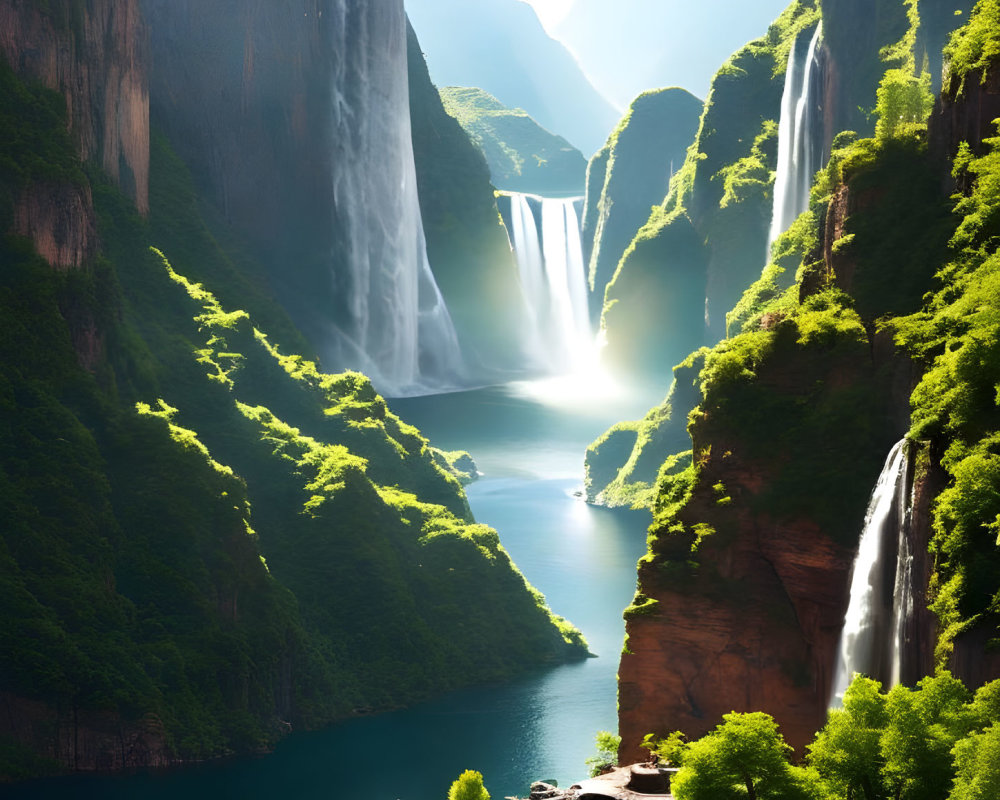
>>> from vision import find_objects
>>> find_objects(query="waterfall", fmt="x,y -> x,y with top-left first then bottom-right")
767,23 -> 822,258
830,440 -> 911,706
325,0 -> 463,396
889,463 -> 914,687
504,192 -> 595,374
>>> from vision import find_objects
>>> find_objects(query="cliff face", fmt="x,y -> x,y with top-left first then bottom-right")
618,321 -> 909,758
12,180 -> 96,270
0,0 -> 148,212
0,0 -> 149,267
141,0 -> 331,326
407,28 -> 530,374
582,88 -> 702,318
616,0 -> 1000,757
0,3 -> 590,778
598,2 -> 817,382
438,86 -> 587,195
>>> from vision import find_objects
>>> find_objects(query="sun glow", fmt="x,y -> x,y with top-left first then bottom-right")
518,0 -> 576,33
507,360 -> 624,413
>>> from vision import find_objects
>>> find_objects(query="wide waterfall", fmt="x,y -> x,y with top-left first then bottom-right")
504,192 -> 595,374
326,0 -> 463,396
767,23 -> 823,257
830,440 -> 912,706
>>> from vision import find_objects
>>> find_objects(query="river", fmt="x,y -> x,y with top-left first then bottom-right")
10,381 -> 656,800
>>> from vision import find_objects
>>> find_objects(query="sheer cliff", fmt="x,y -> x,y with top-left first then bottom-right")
611,0 -> 1000,762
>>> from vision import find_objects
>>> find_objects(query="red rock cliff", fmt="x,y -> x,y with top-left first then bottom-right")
618,321 -> 912,760
0,0 -> 149,268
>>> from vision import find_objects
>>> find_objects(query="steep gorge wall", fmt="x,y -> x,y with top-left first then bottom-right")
613,0 -> 993,759
0,0 -> 149,267
141,0 -> 333,335
582,88 -> 702,320
618,321 -> 913,758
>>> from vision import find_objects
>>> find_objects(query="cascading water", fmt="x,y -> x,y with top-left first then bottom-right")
767,23 -> 823,258
504,192 -> 595,374
326,0 -> 463,396
830,440 -> 911,706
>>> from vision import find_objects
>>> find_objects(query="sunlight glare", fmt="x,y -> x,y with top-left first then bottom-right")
507,360 -> 624,413
518,0 -> 576,33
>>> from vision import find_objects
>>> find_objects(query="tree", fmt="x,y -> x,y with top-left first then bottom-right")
808,675 -> 888,800
642,730 -> 690,766
670,712 -> 825,800
948,724 -> 1000,800
447,769 -> 490,800
881,672 -> 973,800
874,67 -> 933,140
585,730 -> 622,776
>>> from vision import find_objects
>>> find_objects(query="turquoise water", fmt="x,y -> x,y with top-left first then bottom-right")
10,384 -> 654,800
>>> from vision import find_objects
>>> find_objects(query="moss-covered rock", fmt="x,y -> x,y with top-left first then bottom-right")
582,88 -> 703,315
438,86 -> 587,195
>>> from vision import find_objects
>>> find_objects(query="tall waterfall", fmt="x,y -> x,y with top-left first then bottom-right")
326,1 -> 463,396
504,193 -> 595,374
830,440 -> 912,705
767,23 -> 823,258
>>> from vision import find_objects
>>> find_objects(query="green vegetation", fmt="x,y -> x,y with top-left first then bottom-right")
584,358 -> 701,509
599,1 -> 820,378
582,87 -> 702,302
447,769 -> 491,800
439,87 -> 586,194
585,730 -> 622,777
649,673 -> 1000,800
407,29 -> 528,372
943,0 -> 1000,94
0,57 -> 586,777
889,122 -> 1000,663
671,712 -> 823,800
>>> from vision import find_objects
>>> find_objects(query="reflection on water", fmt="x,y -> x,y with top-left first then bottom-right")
10,383 -> 655,800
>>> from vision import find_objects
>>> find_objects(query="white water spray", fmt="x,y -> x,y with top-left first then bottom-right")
505,192 -> 596,374
830,440 -> 910,706
325,0 -> 463,396
767,23 -> 822,258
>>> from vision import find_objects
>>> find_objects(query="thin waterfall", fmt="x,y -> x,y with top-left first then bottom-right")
889,462 -> 914,687
767,23 -> 822,258
503,192 -> 595,373
325,0 -> 463,396
830,440 -> 910,706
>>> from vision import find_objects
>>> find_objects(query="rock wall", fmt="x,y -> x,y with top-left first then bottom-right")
12,180 -> 96,270
0,693 -> 170,772
0,0 -> 148,271
617,332 -> 908,758
582,88 -> 702,318
0,0 -> 149,214
142,0 -> 332,317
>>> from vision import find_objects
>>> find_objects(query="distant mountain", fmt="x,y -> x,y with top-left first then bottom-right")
554,0 -> 791,107
439,87 -> 586,194
404,0 -> 618,155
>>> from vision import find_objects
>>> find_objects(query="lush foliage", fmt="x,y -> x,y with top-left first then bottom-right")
670,712 -> 823,800
890,125 -> 1000,662
447,769 -> 490,800
648,673 -> 1000,800
943,0 -> 1000,95
439,87 -> 585,194
585,730 -> 622,777
0,61 -> 586,777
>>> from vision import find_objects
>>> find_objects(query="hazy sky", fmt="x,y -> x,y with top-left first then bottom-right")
521,0 -> 575,29
519,0 -> 791,107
